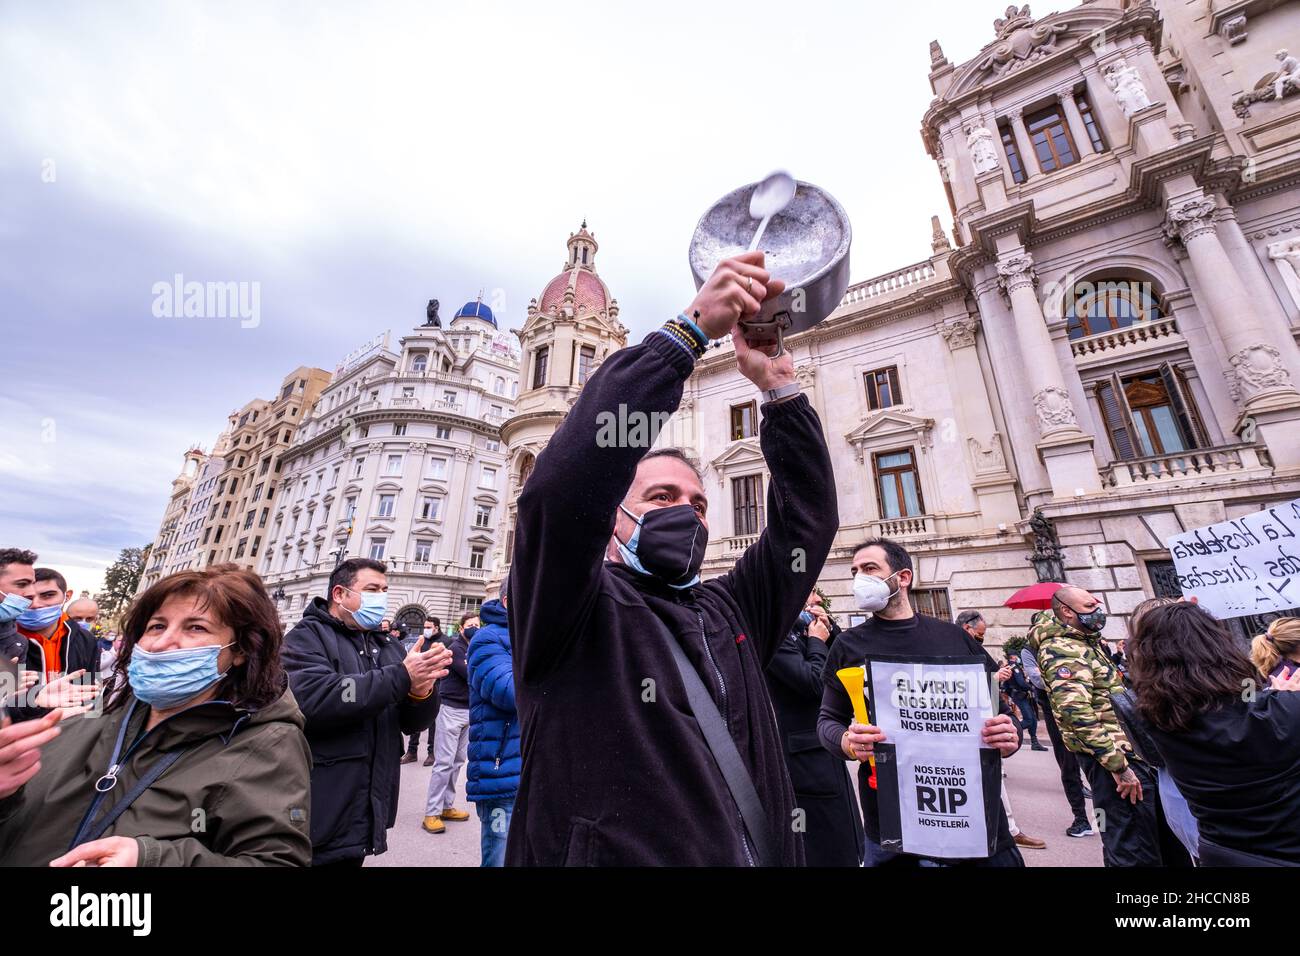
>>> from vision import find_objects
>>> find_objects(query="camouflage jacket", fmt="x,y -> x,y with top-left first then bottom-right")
1028,610 -> 1131,773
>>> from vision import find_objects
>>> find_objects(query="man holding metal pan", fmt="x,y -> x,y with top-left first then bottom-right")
506,249 -> 840,866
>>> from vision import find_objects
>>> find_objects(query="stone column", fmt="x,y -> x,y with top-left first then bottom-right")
1058,89 -> 1095,155
1008,109 -> 1037,177
938,314 -> 1021,527
1164,192 -> 1300,470
996,251 -> 1103,497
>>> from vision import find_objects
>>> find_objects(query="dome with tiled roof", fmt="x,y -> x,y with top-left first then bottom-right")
536,221 -> 613,317
454,298 -> 496,327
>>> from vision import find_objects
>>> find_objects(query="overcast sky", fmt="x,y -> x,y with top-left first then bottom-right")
0,0 -> 1030,595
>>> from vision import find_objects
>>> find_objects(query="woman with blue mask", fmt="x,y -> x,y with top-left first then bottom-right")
0,564 -> 313,867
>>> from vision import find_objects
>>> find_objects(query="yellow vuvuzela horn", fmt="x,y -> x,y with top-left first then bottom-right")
836,666 -> 877,784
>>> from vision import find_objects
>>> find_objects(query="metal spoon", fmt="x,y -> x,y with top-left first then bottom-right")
747,170 -> 796,252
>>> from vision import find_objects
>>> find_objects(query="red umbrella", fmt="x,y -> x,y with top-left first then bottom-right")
1004,581 -> 1065,610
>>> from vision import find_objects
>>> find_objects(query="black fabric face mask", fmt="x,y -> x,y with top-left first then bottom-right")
617,503 -> 708,588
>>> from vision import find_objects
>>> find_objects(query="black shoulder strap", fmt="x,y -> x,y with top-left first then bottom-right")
69,749 -> 189,849
665,634 -> 778,866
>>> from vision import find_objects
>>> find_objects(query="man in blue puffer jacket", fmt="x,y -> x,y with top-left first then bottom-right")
465,581 -> 520,867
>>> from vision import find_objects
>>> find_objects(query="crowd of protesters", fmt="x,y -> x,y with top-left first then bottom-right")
3,252 -> 1298,868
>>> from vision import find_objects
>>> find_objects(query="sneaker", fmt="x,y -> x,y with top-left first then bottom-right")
400,752 -> 418,765
422,816 -> 446,834
1014,832 -> 1047,850
439,808 -> 470,822
423,753 -> 435,767
1066,820 -> 1096,838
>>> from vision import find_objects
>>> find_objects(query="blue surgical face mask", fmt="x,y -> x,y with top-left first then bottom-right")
128,642 -> 235,710
0,592 -> 32,625
342,587 -> 389,630
17,603 -> 63,630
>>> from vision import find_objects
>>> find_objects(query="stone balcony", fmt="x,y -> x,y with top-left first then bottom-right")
1101,443 -> 1273,489
1069,316 -> 1183,366
868,513 -> 935,538
839,259 -> 942,311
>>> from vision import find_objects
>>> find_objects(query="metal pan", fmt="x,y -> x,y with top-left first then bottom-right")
689,179 -> 851,355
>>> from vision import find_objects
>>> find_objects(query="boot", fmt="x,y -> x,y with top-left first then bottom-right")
422,816 -> 446,834
400,750 -> 418,765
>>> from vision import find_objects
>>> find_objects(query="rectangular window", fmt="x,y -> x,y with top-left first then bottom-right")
414,539 -> 433,562
346,496 -> 357,519
250,536 -> 261,558
533,346 -> 549,389
393,423 -> 407,436
469,547 -> 486,570
475,504 -> 493,528
1095,365 -> 1208,461
1025,104 -> 1078,173
443,390 -> 457,405
377,494 -> 395,518
485,438 -> 500,452
459,595 -> 483,612
578,345 -> 596,385
330,466 -> 340,487
368,537 -> 387,560
873,449 -> 925,518
428,457 -> 448,479
386,454 -> 403,476
252,482 -> 263,502
243,511 -> 255,530
730,401 -> 757,441
435,425 -> 452,441
353,457 -> 365,478
480,467 -> 497,489
1076,93 -> 1107,153
235,538 -> 247,559
864,366 -> 902,410
420,496 -> 441,520
999,124 -> 1027,184
911,588 -> 953,622
402,387 -> 415,398
732,474 -> 765,536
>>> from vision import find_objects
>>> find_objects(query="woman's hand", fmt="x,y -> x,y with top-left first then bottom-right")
0,710 -> 64,799
841,722 -> 886,762
1270,667 -> 1300,692
50,836 -> 139,868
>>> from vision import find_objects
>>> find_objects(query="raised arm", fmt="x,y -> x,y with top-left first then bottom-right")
510,252 -> 785,683
718,389 -> 837,665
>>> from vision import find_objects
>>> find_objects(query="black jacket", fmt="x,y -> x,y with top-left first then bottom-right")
766,628 -> 864,866
5,617 -> 100,721
507,332 -> 838,866
437,634 -> 470,709
1149,690 -> 1300,863
283,598 -> 439,864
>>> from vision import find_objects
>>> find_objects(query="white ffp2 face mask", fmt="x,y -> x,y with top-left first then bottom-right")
853,571 -> 901,612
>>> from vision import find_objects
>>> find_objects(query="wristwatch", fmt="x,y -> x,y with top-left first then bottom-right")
761,382 -> 801,404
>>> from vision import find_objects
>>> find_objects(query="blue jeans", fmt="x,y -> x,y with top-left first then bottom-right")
475,796 -> 515,867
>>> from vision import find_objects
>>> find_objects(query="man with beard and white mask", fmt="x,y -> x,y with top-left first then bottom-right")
818,538 -> 1024,867
508,251 -> 839,866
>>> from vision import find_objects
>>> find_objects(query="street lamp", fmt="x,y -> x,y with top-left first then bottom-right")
1027,507 -> 1067,583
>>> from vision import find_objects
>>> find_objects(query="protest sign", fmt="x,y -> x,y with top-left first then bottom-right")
868,655 -> 998,859
1166,498 -> 1300,619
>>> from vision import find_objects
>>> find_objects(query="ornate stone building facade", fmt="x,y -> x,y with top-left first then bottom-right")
493,224 -> 629,596
261,302 -> 520,632
497,0 -> 1300,649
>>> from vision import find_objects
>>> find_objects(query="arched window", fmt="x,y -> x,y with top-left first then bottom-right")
1066,276 -> 1163,339
518,453 -> 535,490
411,353 -> 427,373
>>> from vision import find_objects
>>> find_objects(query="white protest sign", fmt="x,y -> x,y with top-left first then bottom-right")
1166,498 -> 1300,619
869,658 -> 995,859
